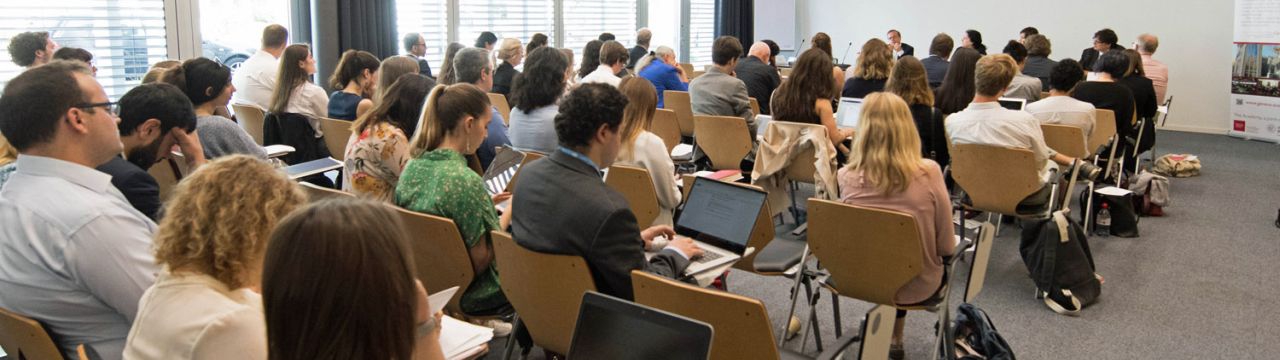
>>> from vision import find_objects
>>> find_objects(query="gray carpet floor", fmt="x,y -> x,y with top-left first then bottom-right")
486,130 -> 1280,359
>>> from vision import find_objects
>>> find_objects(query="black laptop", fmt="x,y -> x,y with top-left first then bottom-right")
567,291 -> 713,360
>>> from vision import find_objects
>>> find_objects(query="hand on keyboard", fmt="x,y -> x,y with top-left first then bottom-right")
694,250 -> 723,263
666,236 -> 704,259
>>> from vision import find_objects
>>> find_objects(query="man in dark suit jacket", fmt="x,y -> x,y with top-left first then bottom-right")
888,29 -> 914,58
1079,28 -> 1124,71
511,83 -> 702,300
95,83 -> 205,221
736,42 -> 781,115
921,33 -> 954,88
403,32 -> 434,78
627,28 -> 652,70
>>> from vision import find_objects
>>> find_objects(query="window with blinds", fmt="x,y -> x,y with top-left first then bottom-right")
395,0 -> 448,69
458,0 -> 554,50
686,0 -> 715,67
0,1 -> 168,99
561,0 -> 636,51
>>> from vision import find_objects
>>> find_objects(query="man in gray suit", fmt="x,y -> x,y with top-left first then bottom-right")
921,33 -> 953,88
510,83 -> 702,300
690,36 -> 755,141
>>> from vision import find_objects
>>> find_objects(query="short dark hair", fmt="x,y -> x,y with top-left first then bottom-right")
262,24 -> 289,49
929,33 -> 954,58
712,36 -> 743,66
160,57 -> 233,107
0,60 -> 91,151
7,31 -> 49,67
1049,59 -> 1085,92
511,46 -> 569,113
762,39 -> 781,57
1095,49 -> 1129,78
1002,40 -> 1028,64
475,32 -> 498,48
117,83 -> 198,137
53,47 -> 92,63
599,40 -> 629,66
402,32 -> 423,53
453,47 -> 491,85
598,32 -> 616,42
526,33 -> 549,54
1020,27 -> 1039,37
556,83 -> 628,149
1093,28 -> 1118,46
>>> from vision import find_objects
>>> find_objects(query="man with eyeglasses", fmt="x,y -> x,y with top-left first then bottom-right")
0,60 -> 160,360
1079,28 -> 1125,72
404,32 -> 435,78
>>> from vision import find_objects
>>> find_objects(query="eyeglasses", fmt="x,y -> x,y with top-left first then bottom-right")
74,101 -> 118,115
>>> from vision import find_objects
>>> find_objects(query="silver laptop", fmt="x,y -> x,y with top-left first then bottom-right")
671,177 -> 767,275
835,97 -> 864,129
998,97 -> 1027,111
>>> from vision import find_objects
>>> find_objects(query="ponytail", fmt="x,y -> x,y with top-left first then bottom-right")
408,83 -> 491,157
634,51 -> 658,74
409,85 -> 447,157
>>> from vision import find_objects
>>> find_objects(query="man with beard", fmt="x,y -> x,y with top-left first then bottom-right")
96,83 -> 206,220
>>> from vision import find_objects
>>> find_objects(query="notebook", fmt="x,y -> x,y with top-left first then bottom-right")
283,157 -> 342,180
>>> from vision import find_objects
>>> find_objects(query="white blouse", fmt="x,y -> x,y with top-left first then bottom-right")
617,131 -> 681,226
124,272 -> 266,360
285,82 -> 329,137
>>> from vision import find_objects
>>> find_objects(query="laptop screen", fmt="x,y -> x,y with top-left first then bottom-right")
482,146 -> 527,195
676,177 -> 767,253
997,97 -> 1026,111
835,97 -> 864,128
568,292 -> 712,360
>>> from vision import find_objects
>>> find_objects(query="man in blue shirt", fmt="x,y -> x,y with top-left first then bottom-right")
454,47 -> 511,170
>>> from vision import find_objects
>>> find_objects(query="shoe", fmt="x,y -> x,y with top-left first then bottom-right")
1042,289 -> 1082,316
471,318 -> 513,337
889,343 -> 905,360
785,315 -> 801,339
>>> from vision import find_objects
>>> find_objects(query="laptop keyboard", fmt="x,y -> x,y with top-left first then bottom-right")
694,251 -> 723,263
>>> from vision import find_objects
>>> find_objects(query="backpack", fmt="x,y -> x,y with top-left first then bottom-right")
952,303 -> 1016,360
1019,210 -> 1102,311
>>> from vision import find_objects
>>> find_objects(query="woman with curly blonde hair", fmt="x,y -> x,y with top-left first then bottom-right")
124,155 -> 305,359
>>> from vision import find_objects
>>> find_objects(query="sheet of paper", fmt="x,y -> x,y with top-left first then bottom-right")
440,315 -> 495,360
1095,186 -> 1134,196
428,286 -> 459,316
671,143 -> 694,157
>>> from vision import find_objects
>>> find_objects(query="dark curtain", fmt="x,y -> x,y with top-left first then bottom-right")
336,0 -> 399,59
290,0 -> 312,45
714,0 -> 753,46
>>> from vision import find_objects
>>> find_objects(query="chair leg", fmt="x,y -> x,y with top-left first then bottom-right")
779,246 -> 811,347
831,290 -> 842,338
799,278 -> 824,353
502,315 -> 523,360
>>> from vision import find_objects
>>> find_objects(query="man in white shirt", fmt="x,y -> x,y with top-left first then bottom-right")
231,24 -> 288,109
1000,40 -> 1042,102
948,54 -> 1099,214
0,60 -> 159,360
581,40 -> 629,87
1027,59 -> 1097,138
1136,33 -> 1169,102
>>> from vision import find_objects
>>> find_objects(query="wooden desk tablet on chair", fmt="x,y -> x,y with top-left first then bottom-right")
491,231 -> 596,357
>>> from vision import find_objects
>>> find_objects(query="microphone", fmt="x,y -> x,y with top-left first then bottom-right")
839,42 -> 854,65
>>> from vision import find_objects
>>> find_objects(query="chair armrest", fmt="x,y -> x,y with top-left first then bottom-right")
813,332 -> 863,360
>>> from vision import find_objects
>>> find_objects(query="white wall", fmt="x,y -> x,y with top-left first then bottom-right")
797,0 -> 1233,134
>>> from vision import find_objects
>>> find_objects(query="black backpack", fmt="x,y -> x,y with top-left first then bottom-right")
1019,211 -> 1102,309
952,303 -> 1015,360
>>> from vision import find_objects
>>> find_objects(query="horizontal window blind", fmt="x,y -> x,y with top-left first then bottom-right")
395,0 -> 449,68
687,0 -> 714,67
561,0 -> 636,50
458,0 -> 554,49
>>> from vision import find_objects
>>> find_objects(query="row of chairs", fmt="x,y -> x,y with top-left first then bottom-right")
659,90 -> 762,170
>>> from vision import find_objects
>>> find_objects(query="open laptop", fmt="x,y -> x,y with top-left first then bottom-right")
998,97 -> 1027,111
482,146 -> 527,196
283,157 -> 342,180
834,97 -> 864,129
568,291 -> 713,360
672,176 -> 767,275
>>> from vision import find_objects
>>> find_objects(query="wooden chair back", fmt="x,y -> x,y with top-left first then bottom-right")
632,271 -> 781,360
678,63 -> 695,75
605,165 -> 661,227
0,307 -> 64,360
949,144 -> 1042,215
395,208 -> 477,316
690,70 -> 706,79
1088,109 -> 1116,157
749,97 -> 761,118
492,231 -> 596,355
649,109 -> 682,153
318,117 -> 353,161
807,199 -> 923,306
488,93 -> 512,126
1040,124 -> 1088,159
693,115 -> 752,170
663,90 -> 696,137
231,103 -> 267,145
148,158 -> 182,202
506,150 -> 547,191
299,182 -> 353,202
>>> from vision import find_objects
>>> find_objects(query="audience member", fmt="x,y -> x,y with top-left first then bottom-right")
690,36 -> 756,146
616,77 -> 681,225
838,92 -> 955,360
811,32 -> 847,92
885,56 -> 949,166
628,28 -> 652,70
934,47 -> 982,115
327,50 -> 380,120
560,47 -> 577,92
773,49 -> 855,156
343,74 -> 432,202
582,40 -> 629,87
123,155 -> 303,359
577,40 -> 604,81
475,31 -> 498,50
598,32 -> 616,42
526,33 -> 549,54
7,31 -> 57,69
1027,59 -> 1097,137
511,83 -> 702,300
403,32 -> 434,78
510,46 -> 570,153
887,29 -> 914,58
231,24 -> 288,109
0,135 -> 15,186
53,47 -> 95,75
268,44 -> 328,136
922,34 -> 953,88
397,83 -> 513,335
492,38 -> 523,96
1080,28 -> 1124,71
1072,50 -> 1137,141
963,29 -> 987,55
734,42 -> 780,115
97,83 -> 206,221
1019,27 -> 1040,43
438,42 -> 466,85
163,58 -> 268,159
1118,49 -> 1159,120
455,47 -> 512,170
635,46 -> 690,108
762,39 -> 782,69
843,38 -> 894,98
1136,33 -> 1169,102
262,198 -> 446,360
142,60 -> 181,84
0,60 -> 158,360
375,55 -> 423,102
1022,34 -> 1056,91
1001,40 -> 1043,102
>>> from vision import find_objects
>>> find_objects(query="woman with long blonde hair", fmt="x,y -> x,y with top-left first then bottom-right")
842,38 -> 894,98
837,92 -> 955,360
616,77 -> 680,226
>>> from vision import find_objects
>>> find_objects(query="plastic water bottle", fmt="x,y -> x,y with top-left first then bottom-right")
1096,203 -> 1111,237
